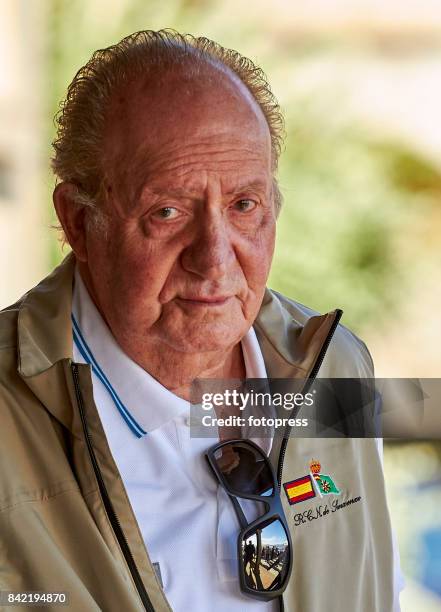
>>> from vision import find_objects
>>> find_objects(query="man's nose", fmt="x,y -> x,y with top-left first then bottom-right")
180,216 -> 235,280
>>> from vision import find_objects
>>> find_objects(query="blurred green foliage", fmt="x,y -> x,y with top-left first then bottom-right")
270,101 -> 440,331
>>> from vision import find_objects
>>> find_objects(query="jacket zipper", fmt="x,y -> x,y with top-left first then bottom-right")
71,363 -> 155,612
276,309 -> 343,489
277,308 -> 342,612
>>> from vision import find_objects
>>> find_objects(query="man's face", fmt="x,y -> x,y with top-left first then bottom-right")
83,69 -> 276,358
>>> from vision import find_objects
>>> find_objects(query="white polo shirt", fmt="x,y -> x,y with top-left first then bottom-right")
72,268 -> 277,612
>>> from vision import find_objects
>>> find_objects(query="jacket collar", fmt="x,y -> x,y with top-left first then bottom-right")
17,253 -> 340,435
18,253 -> 75,378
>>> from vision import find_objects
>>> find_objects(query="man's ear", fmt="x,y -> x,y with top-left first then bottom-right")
53,182 -> 88,262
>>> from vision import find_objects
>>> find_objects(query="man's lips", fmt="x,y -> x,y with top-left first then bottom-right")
176,295 -> 233,306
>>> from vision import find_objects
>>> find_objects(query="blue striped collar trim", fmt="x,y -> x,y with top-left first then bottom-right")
71,313 -> 147,438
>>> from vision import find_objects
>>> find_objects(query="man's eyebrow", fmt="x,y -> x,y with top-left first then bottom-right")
138,185 -> 194,202
224,181 -> 269,195
148,186 -> 196,198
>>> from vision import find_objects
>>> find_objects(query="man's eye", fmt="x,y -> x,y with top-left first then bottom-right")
233,199 -> 257,213
155,206 -> 179,219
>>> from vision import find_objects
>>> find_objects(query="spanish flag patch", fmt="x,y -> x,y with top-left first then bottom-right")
283,475 -> 316,505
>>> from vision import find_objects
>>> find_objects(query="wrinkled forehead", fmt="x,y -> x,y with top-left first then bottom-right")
102,63 -> 272,188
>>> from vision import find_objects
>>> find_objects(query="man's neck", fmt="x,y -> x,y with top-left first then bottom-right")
144,341 -> 246,401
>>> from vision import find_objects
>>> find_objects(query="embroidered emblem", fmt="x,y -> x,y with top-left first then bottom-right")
309,458 -> 341,497
283,475 -> 316,505
283,458 -> 341,506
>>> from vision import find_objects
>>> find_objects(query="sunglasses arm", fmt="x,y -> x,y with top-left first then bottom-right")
229,494 -> 249,530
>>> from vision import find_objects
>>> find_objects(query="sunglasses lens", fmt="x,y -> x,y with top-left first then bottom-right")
241,518 -> 290,593
213,442 -> 274,497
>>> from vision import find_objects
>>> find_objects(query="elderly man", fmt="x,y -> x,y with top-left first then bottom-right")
0,30 -> 399,611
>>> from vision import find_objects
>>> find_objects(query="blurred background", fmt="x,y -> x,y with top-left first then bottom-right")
1,0 -> 440,609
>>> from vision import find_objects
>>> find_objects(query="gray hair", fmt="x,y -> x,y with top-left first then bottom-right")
52,29 -> 285,226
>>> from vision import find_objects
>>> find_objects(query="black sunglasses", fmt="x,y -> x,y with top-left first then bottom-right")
205,439 -> 292,601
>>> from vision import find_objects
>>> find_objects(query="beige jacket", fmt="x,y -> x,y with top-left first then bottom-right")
0,254 -> 394,611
